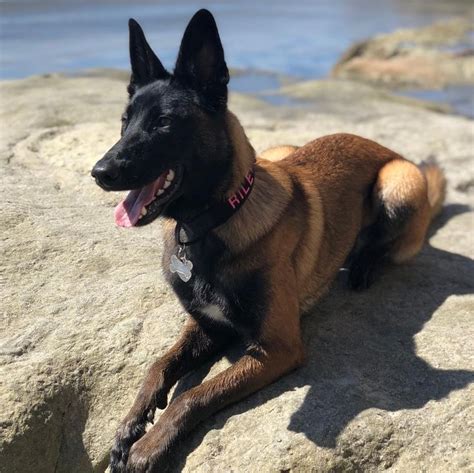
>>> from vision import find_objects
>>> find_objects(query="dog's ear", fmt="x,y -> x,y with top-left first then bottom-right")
128,18 -> 169,96
174,9 -> 229,110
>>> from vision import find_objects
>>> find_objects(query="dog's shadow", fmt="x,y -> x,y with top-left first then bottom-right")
167,204 -> 474,470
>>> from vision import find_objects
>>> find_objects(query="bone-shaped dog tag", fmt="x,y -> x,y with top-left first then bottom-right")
170,254 -> 193,283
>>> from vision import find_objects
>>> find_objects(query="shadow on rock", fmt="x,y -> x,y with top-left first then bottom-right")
167,204 -> 474,470
1,384 -> 94,473
287,203 -> 474,448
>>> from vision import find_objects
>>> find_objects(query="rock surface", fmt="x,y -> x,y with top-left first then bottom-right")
332,19 -> 474,89
0,71 -> 473,473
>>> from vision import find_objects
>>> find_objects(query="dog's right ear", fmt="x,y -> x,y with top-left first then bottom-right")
128,19 -> 169,96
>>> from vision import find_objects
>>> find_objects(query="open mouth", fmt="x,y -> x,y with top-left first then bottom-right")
114,167 -> 183,227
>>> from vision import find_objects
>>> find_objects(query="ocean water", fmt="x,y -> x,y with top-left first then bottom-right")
0,0 -> 473,114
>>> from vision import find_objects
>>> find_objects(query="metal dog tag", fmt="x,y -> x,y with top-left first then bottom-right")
170,247 -> 193,283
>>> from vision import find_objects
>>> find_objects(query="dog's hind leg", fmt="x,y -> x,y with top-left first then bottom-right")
110,319 -> 232,473
348,159 -> 444,290
125,268 -> 305,472
390,162 -> 446,263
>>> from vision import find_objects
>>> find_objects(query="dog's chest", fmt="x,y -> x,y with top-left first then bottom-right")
163,238 -> 267,336
175,269 -> 228,312
164,240 -> 233,326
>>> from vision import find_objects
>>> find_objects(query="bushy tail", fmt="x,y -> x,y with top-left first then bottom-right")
419,162 -> 447,220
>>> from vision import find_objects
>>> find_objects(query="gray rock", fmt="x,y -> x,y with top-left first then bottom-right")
0,72 -> 473,473
332,19 -> 474,89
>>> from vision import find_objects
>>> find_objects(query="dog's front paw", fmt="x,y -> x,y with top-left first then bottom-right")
110,417 -> 147,473
110,390 -> 169,471
126,440 -> 160,473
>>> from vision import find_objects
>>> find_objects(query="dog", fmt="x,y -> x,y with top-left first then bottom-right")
91,9 -> 446,472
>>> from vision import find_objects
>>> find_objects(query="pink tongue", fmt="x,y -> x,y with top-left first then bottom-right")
114,174 -> 166,227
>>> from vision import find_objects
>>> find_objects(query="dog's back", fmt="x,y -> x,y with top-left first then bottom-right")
255,133 -> 446,306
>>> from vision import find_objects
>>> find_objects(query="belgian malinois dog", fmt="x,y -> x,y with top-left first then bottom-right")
91,9 -> 446,472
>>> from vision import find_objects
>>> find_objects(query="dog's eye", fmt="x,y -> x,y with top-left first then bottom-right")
153,116 -> 171,131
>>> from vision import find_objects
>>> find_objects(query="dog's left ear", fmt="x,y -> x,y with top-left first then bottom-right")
174,9 -> 229,110
128,18 -> 169,96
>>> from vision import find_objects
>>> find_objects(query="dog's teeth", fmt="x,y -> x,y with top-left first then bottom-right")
141,208 -> 147,216
167,170 -> 175,181
163,180 -> 171,189
138,215 -> 143,220
158,189 -> 165,195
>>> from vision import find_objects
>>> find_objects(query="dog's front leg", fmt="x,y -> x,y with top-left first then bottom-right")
110,319 -> 231,473
126,279 -> 305,472
126,339 -> 304,472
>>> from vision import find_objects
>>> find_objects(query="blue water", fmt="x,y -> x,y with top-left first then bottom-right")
402,85 -> 474,119
0,0 -> 473,115
1,0 -> 472,79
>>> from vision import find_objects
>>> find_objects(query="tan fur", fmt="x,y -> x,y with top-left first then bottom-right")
218,132 -> 401,308
259,145 -> 299,161
215,126 -> 446,314
376,159 -> 427,210
420,162 -> 447,219
224,111 -> 256,197
375,160 -> 427,263
386,161 -> 446,263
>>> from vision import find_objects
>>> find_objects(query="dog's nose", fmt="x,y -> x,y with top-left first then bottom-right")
91,160 -> 120,188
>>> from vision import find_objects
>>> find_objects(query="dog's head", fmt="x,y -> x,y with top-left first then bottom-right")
91,9 -> 233,227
